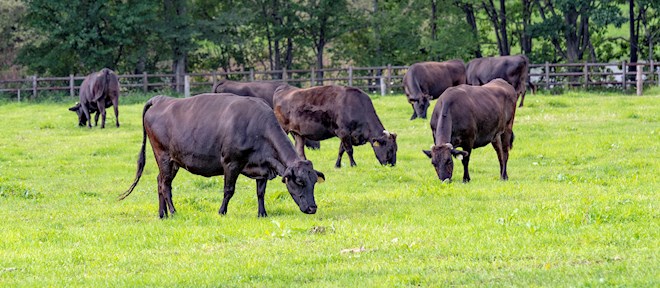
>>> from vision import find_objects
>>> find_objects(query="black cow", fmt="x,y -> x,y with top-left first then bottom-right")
68,68 -> 120,128
403,60 -> 466,120
423,79 -> 518,182
213,79 -> 320,150
119,93 -> 325,218
273,85 -> 397,168
465,54 -> 530,107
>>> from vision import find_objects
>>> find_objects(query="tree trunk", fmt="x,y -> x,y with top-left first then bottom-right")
498,0 -> 509,55
630,0 -> 638,72
373,0 -> 382,64
521,0 -> 533,55
431,0 -> 437,42
315,33 -> 325,85
458,2 -> 482,58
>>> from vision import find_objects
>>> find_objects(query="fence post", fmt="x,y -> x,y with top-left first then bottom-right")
348,66 -> 353,87
250,69 -> 255,82
184,75 -> 190,98
17,89 -> 20,102
544,62 -> 550,89
212,71 -> 217,89
32,75 -> 37,100
142,72 -> 147,93
650,60 -> 655,85
380,76 -> 386,96
583,63 -> 588,88
622,61 -> 627,90
636,64 -> 643,96
311,68 -> 315,86
282,67 -> 288,83
387,64 -> 392,94
69,74 -> 75,98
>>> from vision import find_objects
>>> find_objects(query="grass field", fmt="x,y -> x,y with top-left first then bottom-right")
0,90 -> 658,287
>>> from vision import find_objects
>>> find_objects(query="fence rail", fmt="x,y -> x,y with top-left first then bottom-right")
1,62 -> 657,101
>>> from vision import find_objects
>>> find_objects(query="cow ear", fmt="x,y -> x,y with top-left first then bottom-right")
422,150 -> 432,158
451,150 -> 469,160
315,170 -> 325,184
372,139 -> 382,147
282,167 -> 293,183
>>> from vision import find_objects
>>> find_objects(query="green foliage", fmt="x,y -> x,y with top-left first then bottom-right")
0,92 -> 658,286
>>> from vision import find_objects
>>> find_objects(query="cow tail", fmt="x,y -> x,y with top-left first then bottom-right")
118,99 -> 153,200
100,68 -> 110,98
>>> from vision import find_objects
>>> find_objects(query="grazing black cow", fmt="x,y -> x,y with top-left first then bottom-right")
465,54 -> 530,107
119,93 -> 325,218
403,60 -> 466,120
423,79 -> 517,182
212,79 -> 321,150
68,68 -> 120,128
273,85 -> 397,168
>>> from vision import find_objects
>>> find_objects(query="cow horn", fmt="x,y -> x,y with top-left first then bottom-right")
383,130 -> 390,137
444,143 -> 453,149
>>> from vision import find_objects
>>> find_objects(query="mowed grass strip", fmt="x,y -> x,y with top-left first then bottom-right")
0,90 -> 658,287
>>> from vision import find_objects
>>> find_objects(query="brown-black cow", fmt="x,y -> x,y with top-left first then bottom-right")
212,79 -> 320,150
273,85 -> 397,168
119,93 -> 325,218
423,79 -> 517,182
68,68 -> 120,128
403,60 -> 466,120
465,54 -> 530,107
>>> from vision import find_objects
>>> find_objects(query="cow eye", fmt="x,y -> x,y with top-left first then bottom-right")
295,179 -> 305,186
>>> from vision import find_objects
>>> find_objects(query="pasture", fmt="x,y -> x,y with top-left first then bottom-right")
0,90 -> 658,286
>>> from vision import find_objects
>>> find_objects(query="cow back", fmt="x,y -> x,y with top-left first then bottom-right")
213,80 -> 286,107
466,55 -> 528,96
404,60 -> 467,100
431,79 -> 517,148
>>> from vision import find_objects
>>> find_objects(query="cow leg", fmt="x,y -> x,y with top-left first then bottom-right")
518,92 -> 526,107
342,137 -> 357,167
499,132 -> 513,180
112,97 -> 120,127
156,158 -> 179,218
492,136 -> 508,180
81,104 -> 92,128
97,101 -> 107,129
94,111 -> 100,127
335,144 -> 345,168
461,149 -> 472,183
292,133 -> 307,160
256,179 -> 268,217
219,166 -> 241,215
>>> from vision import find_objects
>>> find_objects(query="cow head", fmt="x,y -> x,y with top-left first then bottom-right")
371,130 -> 398,166
408,94 -> 431,119
68,103 -> 88,126
281,160 -> 325,214
423,143 -> 469,181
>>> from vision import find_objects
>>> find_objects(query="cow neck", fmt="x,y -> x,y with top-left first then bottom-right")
364,112 -> 386,140
266,128 -> 300,175
435,109 -> 453,145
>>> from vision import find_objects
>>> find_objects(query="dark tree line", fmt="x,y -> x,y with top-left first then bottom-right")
1,0 -> 660,79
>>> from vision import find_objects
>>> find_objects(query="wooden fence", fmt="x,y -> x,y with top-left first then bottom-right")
0,62 -> 657,101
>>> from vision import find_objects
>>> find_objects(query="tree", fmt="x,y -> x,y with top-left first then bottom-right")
482,0 -> 510,55
297,0 -> 357,83
17,0 -> 164,75
455,0 -> 483,58
0,0 -> 28,78
531,0 -> 624,63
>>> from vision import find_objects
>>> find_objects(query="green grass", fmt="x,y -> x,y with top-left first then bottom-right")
0,91 -> 658,287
